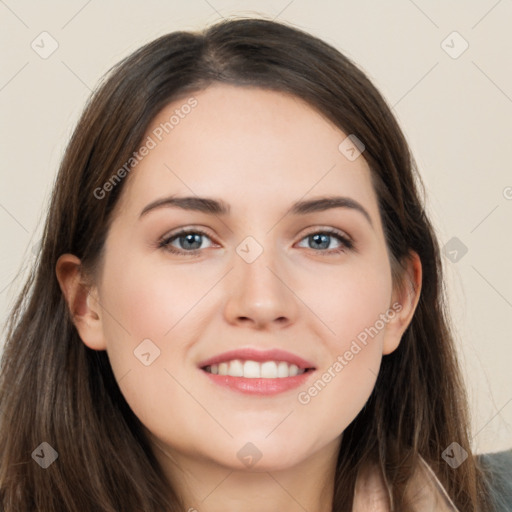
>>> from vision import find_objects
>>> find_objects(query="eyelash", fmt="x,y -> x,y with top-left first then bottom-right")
158,227 -> 355,257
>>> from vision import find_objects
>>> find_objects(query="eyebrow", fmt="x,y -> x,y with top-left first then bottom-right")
139,195 -> 373,227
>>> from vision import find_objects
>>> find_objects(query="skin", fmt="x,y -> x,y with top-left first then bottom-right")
56,84 -> 422,512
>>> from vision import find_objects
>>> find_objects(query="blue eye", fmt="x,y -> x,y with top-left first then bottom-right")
159,229 -> 214,255
159,228 -> 354,256
297,230 -> 354,254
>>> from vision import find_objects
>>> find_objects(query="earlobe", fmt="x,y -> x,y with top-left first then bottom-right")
55,254 -> 107,351
382,251 -> 422,355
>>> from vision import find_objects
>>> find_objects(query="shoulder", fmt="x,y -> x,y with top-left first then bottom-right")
477,449 -> 512,512
352,452 -> 512,512
353,456 -> 458,511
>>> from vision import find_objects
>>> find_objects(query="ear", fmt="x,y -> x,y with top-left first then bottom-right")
55,253 -> 107,351
382,250 -> 422,355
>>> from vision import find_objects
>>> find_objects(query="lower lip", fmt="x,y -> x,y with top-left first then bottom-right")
201,369 -> 314,395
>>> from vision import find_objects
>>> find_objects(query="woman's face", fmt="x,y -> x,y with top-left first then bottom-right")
80,84 -> 417,472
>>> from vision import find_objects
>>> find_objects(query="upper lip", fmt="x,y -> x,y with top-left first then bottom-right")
197,348 -> 316,370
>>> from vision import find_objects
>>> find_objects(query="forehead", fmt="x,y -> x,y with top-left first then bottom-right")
116,84 -> 378,219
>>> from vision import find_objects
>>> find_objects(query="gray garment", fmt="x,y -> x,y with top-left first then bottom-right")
478,449 -> 512,511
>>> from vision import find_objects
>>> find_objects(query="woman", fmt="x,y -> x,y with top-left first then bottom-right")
0,17 -> 510,511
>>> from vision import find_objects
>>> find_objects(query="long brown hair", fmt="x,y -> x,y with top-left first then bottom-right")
0,16 -> 492,511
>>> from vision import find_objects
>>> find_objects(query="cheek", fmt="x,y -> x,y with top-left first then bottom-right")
302,256 -> 393,346
297,276 -> 391,439
296,259 -> 392,416
297,349 -> 380,447
97,249 -> 219,406
100,249 -> 216,343
97,252 -> 204,435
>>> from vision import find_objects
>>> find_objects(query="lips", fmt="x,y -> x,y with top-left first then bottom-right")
197,347 -> 316,395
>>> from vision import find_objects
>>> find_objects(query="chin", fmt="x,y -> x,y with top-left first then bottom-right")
224,435 -> 315,472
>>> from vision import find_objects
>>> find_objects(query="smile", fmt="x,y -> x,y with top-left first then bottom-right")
203,359 -> 307,378
198,347 -> 316,395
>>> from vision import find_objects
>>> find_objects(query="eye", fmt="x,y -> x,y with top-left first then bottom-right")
158,227 -> 354,257
296,229 -> 354,255
159,228 -> 215,256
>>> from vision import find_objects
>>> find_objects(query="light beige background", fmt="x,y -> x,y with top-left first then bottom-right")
1,1 -> 511,454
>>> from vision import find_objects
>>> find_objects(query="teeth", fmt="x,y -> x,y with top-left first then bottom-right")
277,361 -> 289,378
228,359 -> 243,377
261,361 -> 277,378
205,359 -> 306,378
289,364 -> 299,377
243,360 -> 260,378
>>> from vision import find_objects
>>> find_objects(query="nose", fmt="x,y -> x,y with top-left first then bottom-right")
223,245 -> 299,330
